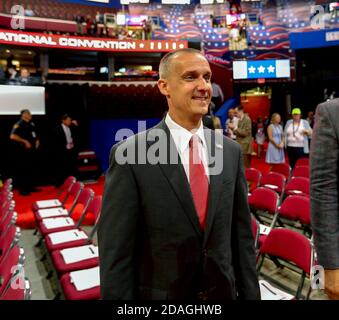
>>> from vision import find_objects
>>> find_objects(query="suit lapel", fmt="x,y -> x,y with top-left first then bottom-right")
203,130 -> 224,246
147,120 -> 203,237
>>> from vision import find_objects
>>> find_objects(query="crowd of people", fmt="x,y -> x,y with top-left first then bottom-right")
224,106 -> 314,169
0,66 -> 43,86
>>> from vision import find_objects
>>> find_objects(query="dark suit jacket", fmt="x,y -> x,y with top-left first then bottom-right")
98,119 -> 260,300
52,124 -> 77,155
310,99 -> 339,268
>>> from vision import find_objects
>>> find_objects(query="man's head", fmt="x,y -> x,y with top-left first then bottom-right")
20,68 -> 30,79
62,114 -> 72,127
235,105 -> 244,118
20,109 -> 32,122
157,48 -> 212,129
307,111 -> 314,120
228,108 -> 235,119
291,107 -> 301,121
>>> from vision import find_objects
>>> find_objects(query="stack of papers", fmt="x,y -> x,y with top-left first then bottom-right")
38,208 -> 68,219
43,217 -> 74,229
36,199 -> 62,208
49,230 -> 88,245
259,280 -> 294,300
61,245 -> 98,264
70,267 -> 100,291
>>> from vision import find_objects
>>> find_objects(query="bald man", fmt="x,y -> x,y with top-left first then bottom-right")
98,48 -> 260,300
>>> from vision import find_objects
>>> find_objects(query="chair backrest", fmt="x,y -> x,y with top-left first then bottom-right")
0,205 -> 16,236
285,177 -> 310,196
0,226 -> 20,264
87,195 -> 102,240
291,165 -> 309,179
58,176 -> 76,204
295,158 -> 309,167
64,182 -> 84,212
1,179 -> 13,193
259,228 -> 312,275
72,188 -> 95,227
278,195 -> 310,225
270,163 -> 291,180
245,168 -> 262,193
0,245 -> 23,297
248,187 -> 279,215
0,272 -> 31,300
260,172 -> 286,194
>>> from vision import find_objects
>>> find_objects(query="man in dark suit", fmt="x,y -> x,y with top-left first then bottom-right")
52,114 -> 78,187
98,48 -> 260,300
310,98 -> 339,299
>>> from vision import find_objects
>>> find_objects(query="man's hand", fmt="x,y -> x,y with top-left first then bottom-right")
35,140 -> 40,149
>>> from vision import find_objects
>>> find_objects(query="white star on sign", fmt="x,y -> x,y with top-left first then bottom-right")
268,65 -> 275,73
258,65 -> 266,73
248,66 -> 256,74
139,43 -> 145,48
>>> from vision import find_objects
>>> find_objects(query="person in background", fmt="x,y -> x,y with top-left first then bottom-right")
6,66 -> 19,85
233,105 -> 253,168
52,114 -> 79,187
225,108 -> 238,140
310,98 -> 339,300
9,109 -> 40,195
211,81 -> 224,112
18,68 -> 41,86
0,65 -> 5,84
265,113 -> 285,166
307,111 -> 315,129
284,108 -> 312,169
255,117 -> 265,158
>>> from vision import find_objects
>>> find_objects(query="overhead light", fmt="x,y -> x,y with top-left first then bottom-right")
28,51 -> 32,55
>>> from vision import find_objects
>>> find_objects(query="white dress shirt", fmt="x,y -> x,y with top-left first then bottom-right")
165,113 -> 210,182
61,123 -> 74,150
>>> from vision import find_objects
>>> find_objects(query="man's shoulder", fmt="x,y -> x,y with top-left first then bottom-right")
317,98 -> 339,116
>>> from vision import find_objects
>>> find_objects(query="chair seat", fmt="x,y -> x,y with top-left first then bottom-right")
51,248 -> 98,274
32,199 -> 62,212
45,228 -> 90,251
60,272 -> 100,300
35,208 -> 69,222
38,218 -> 76,236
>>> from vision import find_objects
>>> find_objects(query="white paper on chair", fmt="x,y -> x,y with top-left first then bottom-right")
70,266 -> 100,291
36,199 -> 62,208
259,224 -> 271,235
259,280 -> 294,300
49,229 -> 88,245
264,184 -> 278,190
61,245 -> 98,264
43,217 -> 74,229
38,208 -> 68,218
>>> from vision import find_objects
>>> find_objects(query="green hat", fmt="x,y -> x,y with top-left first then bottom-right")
291,108 -> 301,115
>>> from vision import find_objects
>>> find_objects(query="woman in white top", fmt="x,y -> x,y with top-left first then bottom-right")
284,108 -> 312,168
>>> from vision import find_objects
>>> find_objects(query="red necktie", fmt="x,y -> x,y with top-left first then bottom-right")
189,135 -> 209,229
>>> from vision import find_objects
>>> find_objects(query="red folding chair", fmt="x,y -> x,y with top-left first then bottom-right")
0,271 -> 31,300
295,158 -> 309,167
257,228 -> 313,299
0,246 -> 25,297
291,165 -> 309,179
60,266 -> 100,300
270,163 -> 291,180
260,172 -> 286,196
245,167 -> 262,193
248,187 -> 280,228
32,176 -> 76,212
0,226 -> 21,264
277,195 -> 311,235
284,177 -> 309,198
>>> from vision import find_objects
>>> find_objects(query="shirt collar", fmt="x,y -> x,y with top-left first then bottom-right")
165,113 -> 206,153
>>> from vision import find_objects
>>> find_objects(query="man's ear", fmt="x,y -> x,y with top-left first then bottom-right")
157,79 -> 169,97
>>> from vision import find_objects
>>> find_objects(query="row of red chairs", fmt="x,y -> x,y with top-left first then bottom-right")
0,179 -> 31,300
33,176 -> 102,300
